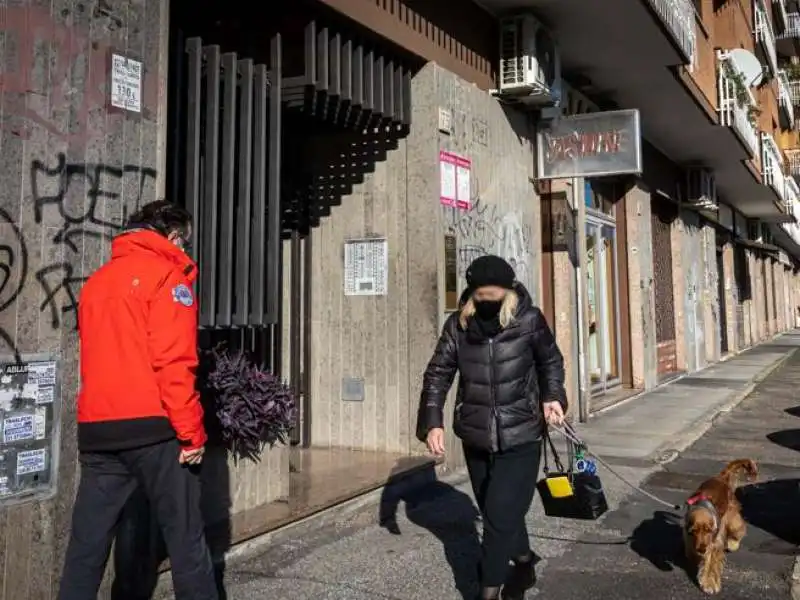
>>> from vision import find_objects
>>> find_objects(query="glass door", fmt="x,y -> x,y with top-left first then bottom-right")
585,217 -> 622,392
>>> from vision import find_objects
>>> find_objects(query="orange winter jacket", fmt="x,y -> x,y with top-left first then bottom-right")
76,229 -> 207,452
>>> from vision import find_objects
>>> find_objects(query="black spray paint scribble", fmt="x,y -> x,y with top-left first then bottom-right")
444,196 -> 533,284
31,152 -> 157,251
0,208 -> 28,362
0,156 -> 157,361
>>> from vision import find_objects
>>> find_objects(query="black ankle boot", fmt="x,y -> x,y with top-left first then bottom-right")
501,558 -> 536,600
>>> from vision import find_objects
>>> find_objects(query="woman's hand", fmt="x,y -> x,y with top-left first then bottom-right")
426,427 -> 446,456
543,401 -> 565,426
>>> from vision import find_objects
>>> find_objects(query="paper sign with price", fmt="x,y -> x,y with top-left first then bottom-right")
111,54 -> 143,113
3,414 -> 34,443
16,448 -> 47,476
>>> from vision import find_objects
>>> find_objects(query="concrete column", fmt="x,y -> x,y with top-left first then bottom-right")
722,243 -> 738,354
670,216 -> 686,371
625,183 -> 657,389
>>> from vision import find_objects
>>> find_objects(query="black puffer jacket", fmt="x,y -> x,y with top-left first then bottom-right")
418,284 -> 567,452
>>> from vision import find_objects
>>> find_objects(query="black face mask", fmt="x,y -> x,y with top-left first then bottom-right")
474,300 -> 503,320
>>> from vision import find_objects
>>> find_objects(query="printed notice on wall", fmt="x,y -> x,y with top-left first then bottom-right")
439,151 -> 472,210
111,54 -> 143,113
16,448 -> 46,476
0,356 -> 61,507
343,238 -> 388,296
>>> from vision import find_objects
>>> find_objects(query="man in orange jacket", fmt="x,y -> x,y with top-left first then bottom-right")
57,200 -> 218,600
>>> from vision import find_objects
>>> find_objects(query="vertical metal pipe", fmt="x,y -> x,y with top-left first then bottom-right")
184,38 -> 202,266
266,33 -> 283,324
302,231 -> 313,448
216,52 -> 238,327
199,45 -> 221,328
234,59 -> 254,326
249,64 -> 268,326
290,230 -> 302,445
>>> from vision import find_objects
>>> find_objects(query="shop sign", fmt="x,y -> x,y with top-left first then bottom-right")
537,109 -> 642,180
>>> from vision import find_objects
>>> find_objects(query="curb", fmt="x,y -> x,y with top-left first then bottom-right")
651,347 -> 797,465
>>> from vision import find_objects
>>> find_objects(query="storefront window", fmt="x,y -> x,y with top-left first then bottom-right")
585,209 -> 621,393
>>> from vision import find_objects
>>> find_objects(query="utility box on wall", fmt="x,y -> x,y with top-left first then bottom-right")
0,355 -> 62,507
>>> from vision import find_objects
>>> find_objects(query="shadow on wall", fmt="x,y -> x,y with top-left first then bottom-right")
379,463 -> 481,600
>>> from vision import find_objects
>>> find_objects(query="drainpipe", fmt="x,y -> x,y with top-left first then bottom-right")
572,176 -> 589,422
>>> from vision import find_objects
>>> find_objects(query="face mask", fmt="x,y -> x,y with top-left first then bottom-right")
474,300 -> 502,320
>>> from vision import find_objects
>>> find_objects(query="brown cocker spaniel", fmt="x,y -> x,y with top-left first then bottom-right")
683,458 -> 758,595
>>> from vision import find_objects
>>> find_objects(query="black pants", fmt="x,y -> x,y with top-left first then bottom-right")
464,440 -> 541,588
57,439 -> 218,600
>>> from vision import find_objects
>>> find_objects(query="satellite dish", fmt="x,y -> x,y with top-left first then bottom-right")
729,48 -> 764,87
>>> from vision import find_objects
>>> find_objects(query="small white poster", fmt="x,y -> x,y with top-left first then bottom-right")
27,361 -> 56,387
35,407 -> 47,440
0,476 -> 9,496
343,238 -> 388,296
16,448 -> 46,476
36,386 -> 54,405
3,414 -> 34,443
111,54 -> 143,113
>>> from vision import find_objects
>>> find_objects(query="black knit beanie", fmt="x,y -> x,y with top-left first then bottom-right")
465,255 -> 516,290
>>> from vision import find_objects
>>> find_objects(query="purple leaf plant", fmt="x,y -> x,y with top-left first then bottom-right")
199,345 -> 296,462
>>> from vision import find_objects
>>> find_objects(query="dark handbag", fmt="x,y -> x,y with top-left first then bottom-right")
536,427 -> 608,520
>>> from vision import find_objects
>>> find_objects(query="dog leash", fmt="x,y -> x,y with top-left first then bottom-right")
550,423 -> 683,512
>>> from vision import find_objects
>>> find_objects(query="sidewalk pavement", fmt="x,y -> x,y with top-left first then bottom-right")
155,331 -> 800,600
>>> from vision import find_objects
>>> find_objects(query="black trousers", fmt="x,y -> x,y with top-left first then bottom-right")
464,440 -> 542,588
57,439 -> 218,600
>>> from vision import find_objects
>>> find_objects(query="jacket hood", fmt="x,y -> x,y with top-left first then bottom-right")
458,281 -> 534,315
111,229 -> 197,281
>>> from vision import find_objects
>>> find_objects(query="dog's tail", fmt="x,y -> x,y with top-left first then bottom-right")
719,458 -> 758,487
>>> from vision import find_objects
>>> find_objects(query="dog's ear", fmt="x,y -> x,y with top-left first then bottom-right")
747,459 -> 758,481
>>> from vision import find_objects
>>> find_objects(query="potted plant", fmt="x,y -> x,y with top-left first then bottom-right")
199,345 -> 296,462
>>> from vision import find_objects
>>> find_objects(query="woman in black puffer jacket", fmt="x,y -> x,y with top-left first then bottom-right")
418,255 -> 567,600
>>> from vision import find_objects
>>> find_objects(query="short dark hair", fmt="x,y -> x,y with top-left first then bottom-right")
126,200 -> 191,237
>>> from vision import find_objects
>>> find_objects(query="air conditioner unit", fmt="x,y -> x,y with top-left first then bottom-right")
684,168 -> 717,210
495,14 -> 561,106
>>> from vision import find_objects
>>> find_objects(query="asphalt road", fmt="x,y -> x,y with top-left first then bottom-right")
538,353 -> 800,600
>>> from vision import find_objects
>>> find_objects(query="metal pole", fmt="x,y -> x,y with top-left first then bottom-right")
573,176 -> 589,423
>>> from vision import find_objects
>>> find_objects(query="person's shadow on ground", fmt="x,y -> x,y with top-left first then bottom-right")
737,479 -> 800,548
629,510 -> 688,574
379,462 -> 481,600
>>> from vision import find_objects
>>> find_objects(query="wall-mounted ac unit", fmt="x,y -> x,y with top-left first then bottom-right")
684,168 -> 717,210
495,14 -> 561,106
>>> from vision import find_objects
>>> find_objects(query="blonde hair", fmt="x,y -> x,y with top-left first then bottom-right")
459,290 -> 519,330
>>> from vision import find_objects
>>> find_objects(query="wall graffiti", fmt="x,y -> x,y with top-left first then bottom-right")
0,155 -> 157,362
444,197 -> 533,287
0,5 -> 156,142
31,153 -> 157,251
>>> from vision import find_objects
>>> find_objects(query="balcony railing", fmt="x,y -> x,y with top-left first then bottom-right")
718,52 -> 760,157
777,11 -> 800,38
775,0 -> 790,32
645,0 -> 696,64
777,70 -> 796,124
762,132 -> 789,205
781,178 -> 800,243
755,0 -> 779,76
788,79 -> 800,106
786,147 -> 800,177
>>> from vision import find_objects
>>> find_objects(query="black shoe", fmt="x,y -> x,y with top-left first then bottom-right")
501,559 -> 536,600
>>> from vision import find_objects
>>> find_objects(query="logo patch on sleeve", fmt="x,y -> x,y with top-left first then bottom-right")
171,283 -> 194,307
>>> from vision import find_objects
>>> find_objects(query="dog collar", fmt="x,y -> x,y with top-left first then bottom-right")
685,495 -> 719,533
